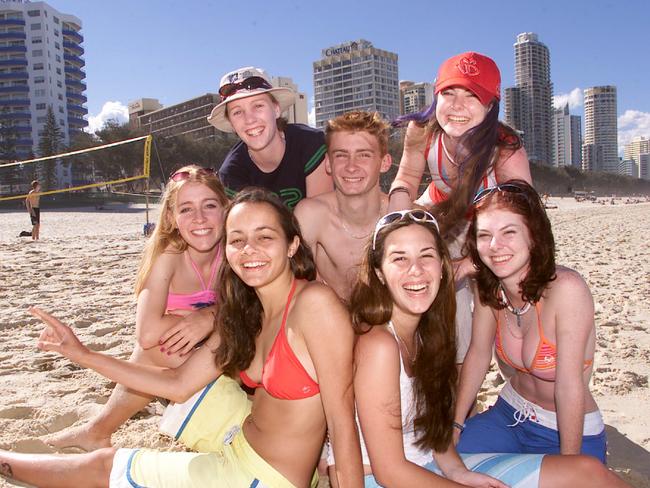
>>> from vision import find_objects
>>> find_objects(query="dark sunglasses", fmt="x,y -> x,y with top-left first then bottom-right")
372,210 -> 440,251
170,167 -> 215,182
219,76 -> 273,101
472,183 -> 530,205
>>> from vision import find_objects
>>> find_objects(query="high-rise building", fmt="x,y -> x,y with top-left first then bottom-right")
623,136 -> 650,176
582,86 -> 618,173
399,80 -> 433,115
0,0 -> 87,160
504,32 -> 554,165
570,114 -> 582,168
618,159 -> 638,178
552,103 -> 582,168
313,39 -> 399,127
271,76 -> 308,125
136,94 -> 221,141
640,154 -> 650,180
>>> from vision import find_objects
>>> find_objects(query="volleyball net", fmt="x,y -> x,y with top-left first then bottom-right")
0,135 -> 152,202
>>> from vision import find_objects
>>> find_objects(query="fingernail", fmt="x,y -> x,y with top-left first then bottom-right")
159,347 -> 165,352
167,351 -> 171,355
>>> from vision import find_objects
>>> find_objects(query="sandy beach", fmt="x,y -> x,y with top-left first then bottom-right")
0,198 -> 648,487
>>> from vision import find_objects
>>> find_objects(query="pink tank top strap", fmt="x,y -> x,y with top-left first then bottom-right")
185,249 -> 221,292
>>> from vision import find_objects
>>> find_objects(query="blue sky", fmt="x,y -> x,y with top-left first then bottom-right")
52,0 -> 650,150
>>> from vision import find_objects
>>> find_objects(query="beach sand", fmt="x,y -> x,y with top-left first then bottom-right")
0,199 -> 648,487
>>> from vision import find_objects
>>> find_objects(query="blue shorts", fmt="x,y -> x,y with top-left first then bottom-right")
363,452 -> 545,488
457,391 -> 607,463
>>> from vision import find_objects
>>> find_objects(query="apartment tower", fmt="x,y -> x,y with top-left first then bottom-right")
582,86 -> 618,173
504,32 -> 554,165
552,103 -> 582,168
399,80 -> 433,115
313,39 -> 399,127
0,0 -> 87,161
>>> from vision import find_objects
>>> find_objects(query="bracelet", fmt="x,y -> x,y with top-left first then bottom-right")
452,421 -> 465,432
388,185 -> 412,200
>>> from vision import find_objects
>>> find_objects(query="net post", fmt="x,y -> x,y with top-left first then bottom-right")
144,135 -> 152,228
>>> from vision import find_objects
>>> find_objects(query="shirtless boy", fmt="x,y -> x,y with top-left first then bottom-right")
295,111 -> 391,301
26,180 -> 41,240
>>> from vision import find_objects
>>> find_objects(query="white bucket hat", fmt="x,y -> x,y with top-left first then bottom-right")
207,66 -> 296,133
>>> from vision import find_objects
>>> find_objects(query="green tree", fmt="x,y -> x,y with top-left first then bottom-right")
37,105 -> 63,189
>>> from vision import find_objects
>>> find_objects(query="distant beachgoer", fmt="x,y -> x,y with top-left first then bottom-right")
456,181 -> 608,463
208,66 -> 332,207
43,165 -> 228,452
388,52 -> 532,366
26,180 -> 41,240
8,188 -> 362,488
295,110 -> 391,301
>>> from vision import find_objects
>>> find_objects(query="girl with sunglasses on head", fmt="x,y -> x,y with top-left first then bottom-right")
7,188 -> 362,488
388,52 -> 532,366
43,165 -> 229,452
328,209 -> 628,488
455,181 -> 614,470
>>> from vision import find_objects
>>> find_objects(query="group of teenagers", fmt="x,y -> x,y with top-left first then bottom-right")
1,52 -> 630,487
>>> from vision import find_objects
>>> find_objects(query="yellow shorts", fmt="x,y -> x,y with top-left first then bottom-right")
159,375 -> 251,453
110,376 -> 300,487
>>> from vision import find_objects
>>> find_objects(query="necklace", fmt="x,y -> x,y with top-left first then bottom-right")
338,200 -> 386,240
498,284 -> 532,327
502,307 -> 528,339
440,134 -> 460,167
339,216 -> 374,240
393,324 -> 420,365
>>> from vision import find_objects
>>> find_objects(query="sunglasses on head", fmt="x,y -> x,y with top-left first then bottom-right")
372,209 -> 440,251
472,183 -> 533,206
219,76 -> 273,101
170,167 -> 215,182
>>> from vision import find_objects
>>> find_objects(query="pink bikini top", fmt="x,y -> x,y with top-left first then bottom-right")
240,279 -> 320,400
166,249 -> 221,312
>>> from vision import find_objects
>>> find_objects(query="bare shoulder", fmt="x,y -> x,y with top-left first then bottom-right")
496,146 -> 531,183
355,325 -> 398,361
549,266 -> 590,295
295,192 -> 335,218
294,192 -> 336,238
293,280 -> 344,313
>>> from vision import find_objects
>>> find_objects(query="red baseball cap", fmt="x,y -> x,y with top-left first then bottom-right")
434,52 -> 501,106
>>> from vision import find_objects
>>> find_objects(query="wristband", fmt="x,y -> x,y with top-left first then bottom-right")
453,421 -> 465,432
388,185 -> 412,200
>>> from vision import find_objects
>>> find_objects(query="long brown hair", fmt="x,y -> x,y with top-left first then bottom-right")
134,165 -> 229,295
466,180 -> 556,309
214,188 -> 316,377
350,218 -> 457,452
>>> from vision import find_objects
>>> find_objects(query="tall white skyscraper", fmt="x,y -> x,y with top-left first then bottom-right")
582,86 -> 618,173
504,33 -> 554,165
0,0 -> 87,160
552,103 -> 582,168
623,136 -> 650,177
313,39 -> 399,127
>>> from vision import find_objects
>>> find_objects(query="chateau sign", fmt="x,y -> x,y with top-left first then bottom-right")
323,40 -> 370,57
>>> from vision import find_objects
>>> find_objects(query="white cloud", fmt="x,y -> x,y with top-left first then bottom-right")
618,110 -> 650,153
86,101 -> 129,133
553,88 -> 583,110
307,96 -> 316,127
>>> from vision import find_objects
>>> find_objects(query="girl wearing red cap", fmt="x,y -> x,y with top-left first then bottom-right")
388,52 -> 532,366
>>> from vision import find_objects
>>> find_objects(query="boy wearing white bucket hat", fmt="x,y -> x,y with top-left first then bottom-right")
208,66 -> 332,208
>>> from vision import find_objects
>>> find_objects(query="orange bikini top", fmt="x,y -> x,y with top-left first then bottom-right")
495,302 -> 593,382
240,279 -> 320,400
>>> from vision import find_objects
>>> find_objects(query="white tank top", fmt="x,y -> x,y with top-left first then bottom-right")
327,321 -> 432,467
